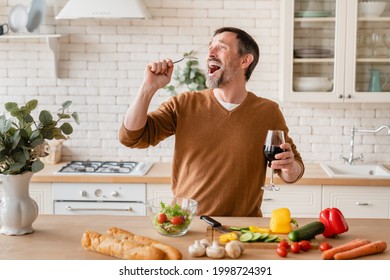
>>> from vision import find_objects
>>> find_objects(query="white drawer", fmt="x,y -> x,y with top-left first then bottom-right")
322,186 -> 390,218
261,185 -> 322,218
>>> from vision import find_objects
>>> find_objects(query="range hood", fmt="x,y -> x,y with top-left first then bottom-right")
55,0 -> 151,19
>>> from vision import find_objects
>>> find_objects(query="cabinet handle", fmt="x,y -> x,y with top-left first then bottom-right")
65,206 -> 133,212
263,198 -> 273,201
355,202 -> 370,206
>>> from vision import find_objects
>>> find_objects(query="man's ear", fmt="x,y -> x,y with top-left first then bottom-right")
241,53 -> 254,69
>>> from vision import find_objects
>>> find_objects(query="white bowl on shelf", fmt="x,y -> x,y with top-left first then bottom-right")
293,77 -> 333,92
358,1 -> 387,17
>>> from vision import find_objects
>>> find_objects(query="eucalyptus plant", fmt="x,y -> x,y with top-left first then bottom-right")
165,50 -> 207,95
0,99 -> 79,175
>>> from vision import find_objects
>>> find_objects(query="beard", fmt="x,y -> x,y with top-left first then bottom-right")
206,58 -> 241,89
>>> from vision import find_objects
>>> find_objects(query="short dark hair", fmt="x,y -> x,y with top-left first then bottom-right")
213,27 -> 260,81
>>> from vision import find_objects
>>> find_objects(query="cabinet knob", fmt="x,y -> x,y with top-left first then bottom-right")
80,190 -> 87,197
347,94 -> 351,99
338,94 -> 343,99
111,191 -> 119,197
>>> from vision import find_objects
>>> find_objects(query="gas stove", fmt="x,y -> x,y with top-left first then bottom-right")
57,161 -> 153,176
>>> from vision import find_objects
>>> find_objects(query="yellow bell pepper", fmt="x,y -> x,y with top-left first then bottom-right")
248,225 -> 270,234
269,208 -> 298,234
219,232 -> 238,243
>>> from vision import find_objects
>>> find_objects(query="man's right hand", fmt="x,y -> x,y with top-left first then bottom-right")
143,59 -> 174,93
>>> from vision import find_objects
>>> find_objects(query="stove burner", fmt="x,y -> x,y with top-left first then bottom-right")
58,161 -> 140,174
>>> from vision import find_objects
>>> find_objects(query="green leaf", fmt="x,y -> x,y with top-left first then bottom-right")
4,102 -> 18,112
61,100 -> 72,109
60,123 -> 73,135
57,113 -> 71,119
39,110 -> 53,126
30,137 -> 44,147
71,112 -> 80,125
32,160 -> 45,173
25,99 -> 38,113
24,113 -> 34,123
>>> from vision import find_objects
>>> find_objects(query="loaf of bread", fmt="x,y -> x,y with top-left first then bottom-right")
81,227 -> 182,260
106,227 -> 182,260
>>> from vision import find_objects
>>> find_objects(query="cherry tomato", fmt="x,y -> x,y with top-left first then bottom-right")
170,216 -> 183,225
276,246 -> 288,258
278,239 -> 289,249
299,240 -> 312,252
157,213 -> 167,224
290,242 -> 300,254
319,242 -> 332,252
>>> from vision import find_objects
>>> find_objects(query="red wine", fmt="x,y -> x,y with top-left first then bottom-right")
264,145 -> 284,162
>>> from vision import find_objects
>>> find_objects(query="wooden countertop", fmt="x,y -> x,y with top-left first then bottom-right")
26,162 -> 390,186
1,215 -> 389,260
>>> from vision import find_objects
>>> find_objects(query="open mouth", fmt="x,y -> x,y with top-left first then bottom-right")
208,61 -> 221,75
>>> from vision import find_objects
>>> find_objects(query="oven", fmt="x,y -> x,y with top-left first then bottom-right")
53,161 -> 153,216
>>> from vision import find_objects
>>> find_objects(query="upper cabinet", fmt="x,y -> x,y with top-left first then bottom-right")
279,0 -> 390,103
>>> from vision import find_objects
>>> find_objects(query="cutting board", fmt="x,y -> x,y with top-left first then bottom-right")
206,226 -> 319,249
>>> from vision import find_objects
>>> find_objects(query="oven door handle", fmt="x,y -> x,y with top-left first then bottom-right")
65,206 -> 133,212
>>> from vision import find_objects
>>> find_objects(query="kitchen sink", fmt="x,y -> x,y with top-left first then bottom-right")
320,163 -> 390,178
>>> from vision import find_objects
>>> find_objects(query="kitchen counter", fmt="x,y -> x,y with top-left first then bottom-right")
29,162 -> 390,186
0,215 -> 389,260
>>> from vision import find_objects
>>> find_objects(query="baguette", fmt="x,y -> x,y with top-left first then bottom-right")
81,230 -> 166,260
107,227 -> 182,260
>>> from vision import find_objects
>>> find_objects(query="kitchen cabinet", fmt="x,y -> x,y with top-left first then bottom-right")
261,185 -> 322,218
0,34 -> 61,78
146,184 -> 173,202
322,185 -> 390,218
0,182 -> 53,214
280,0 -> 390,102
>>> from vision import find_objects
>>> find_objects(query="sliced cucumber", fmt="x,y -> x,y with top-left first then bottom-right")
264,235 -> 279,243
239,232 -> 253,242
250,232 -> 262,241
230,226 -> 249,231
258,233 -> 269,241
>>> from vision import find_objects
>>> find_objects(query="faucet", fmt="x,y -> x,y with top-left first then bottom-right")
341,124 -> 390,165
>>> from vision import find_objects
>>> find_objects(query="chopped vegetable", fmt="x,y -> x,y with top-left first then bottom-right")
248,225 -> 270,234
153,202 -> 192,235
219,232 -> 238,243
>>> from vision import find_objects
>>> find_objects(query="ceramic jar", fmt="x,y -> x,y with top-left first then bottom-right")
0,172 -> 39,235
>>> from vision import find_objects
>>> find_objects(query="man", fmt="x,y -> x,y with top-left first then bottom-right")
119,27 -> 304,216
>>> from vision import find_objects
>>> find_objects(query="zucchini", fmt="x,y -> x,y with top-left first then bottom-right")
288,221 -> 325,242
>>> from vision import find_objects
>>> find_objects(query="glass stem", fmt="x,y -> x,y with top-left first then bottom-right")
270,168 -> 274,185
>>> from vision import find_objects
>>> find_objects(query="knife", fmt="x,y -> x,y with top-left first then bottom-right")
200,215 -> 233,234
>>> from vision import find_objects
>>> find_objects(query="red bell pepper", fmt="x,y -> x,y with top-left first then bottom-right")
319,208 -> 348,238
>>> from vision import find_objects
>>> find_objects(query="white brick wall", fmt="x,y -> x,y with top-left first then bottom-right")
0,0 -> 389,165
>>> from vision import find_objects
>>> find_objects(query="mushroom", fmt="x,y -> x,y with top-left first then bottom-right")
188,240 -> 206,257
199,238 -> 210,248
206,240 -> 225,259
225,240 -> 243,259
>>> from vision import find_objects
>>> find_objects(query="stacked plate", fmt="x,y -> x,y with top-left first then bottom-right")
8,0 -> 46,33
295,10 -> 332,18
294,48 -> 333,58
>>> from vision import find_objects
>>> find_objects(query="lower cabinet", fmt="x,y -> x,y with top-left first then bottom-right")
322,185 -> 390,219
261,185 -> 322,218
0,182 -> 53,214
146,184 -> 173,202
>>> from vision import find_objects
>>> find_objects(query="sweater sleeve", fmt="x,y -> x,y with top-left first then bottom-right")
118,99 -> 177,149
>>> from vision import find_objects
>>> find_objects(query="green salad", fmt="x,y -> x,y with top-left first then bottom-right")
153,202 -> 192,235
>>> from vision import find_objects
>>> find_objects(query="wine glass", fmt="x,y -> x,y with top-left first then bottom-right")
262,130 -> 285,191
384,33 -> 390,57
370,32 -> 384,57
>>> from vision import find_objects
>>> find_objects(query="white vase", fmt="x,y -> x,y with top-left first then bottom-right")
0,172 -> 39,235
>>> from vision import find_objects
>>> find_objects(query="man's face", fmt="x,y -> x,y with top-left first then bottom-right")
206,32 -> 242,89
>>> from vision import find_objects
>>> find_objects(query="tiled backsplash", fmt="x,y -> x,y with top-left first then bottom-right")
0,0 -> 389,164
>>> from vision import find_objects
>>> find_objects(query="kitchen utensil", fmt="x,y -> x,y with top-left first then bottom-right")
146,197 -> 198,237
8,4 -> 28,33
358,1 -> 387,17
293,76 -> 333,92
0,23 -> 9,35
368,69 -> 388,92
173,56 -> 198,64
26,0 -> 46,33
200,215 -> 234,234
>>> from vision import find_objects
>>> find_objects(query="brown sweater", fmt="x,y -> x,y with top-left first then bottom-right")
119,89 -> 304,216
